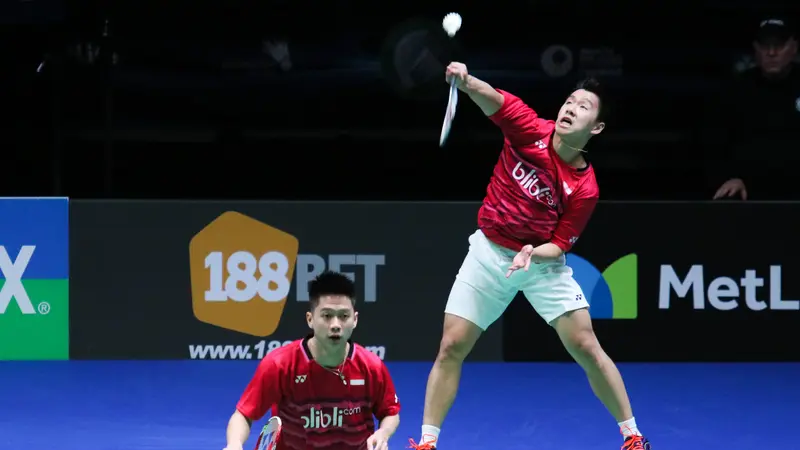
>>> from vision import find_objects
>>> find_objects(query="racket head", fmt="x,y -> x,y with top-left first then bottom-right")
439,81 -> 459,147
255,416 -> 282,450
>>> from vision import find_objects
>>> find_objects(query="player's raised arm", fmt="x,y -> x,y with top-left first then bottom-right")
225,357 -> 282,450
446,62 -> 550,146
446,62 -> 504,116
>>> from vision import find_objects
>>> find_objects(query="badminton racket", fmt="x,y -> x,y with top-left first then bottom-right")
255,416 -> 282,450
439,77 -> 459,147
439,13 -> 462,147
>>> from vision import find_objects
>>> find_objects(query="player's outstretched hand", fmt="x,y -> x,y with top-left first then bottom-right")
713,178 -> 747,200
506,245 -> 535,278
445,62 -> 469,88
366,430 -> 390,450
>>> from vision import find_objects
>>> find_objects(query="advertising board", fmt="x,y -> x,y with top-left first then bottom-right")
69,201 -> 504,361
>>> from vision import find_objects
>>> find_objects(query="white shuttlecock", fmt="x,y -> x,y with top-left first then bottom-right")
442,12 -> 462,37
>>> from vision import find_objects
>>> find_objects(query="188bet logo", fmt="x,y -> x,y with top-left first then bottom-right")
189,211 -> 299,336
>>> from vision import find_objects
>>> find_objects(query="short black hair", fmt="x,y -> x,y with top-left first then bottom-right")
308,271 -> 357,311
575,77 -> 610,124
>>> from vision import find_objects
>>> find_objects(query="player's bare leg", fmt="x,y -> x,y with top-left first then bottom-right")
420,313 -> 482,447
552,308 -> 651,449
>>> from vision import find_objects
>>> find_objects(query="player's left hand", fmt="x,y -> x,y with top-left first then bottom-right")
506,245 -> 535,278
366,430 -> 390,450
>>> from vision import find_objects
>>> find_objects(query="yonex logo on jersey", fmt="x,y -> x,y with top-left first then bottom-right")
534,140 -> 547,149
190,211 -> 300,337
295,375 -> 307,383
568,253 -> 638,319
302,406 -> 361,429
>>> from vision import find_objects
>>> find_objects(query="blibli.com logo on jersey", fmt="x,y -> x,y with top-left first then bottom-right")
302,406 -> 361,429
512,161 -> 555,206
569,253 -> 638,319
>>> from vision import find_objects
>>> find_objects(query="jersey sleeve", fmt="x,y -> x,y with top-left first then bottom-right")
550,190 -> 598,252
236,356 -> 282,421
371,361 -> 400,420
488,90 -> 552,147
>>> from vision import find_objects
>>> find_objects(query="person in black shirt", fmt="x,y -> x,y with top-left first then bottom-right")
712,17 -> 800,200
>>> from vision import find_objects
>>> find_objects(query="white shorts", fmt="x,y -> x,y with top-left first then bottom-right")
444,229 -> 590,329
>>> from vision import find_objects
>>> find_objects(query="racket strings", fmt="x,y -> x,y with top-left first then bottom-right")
257,418 -> 282,450
258,431 -> 280,450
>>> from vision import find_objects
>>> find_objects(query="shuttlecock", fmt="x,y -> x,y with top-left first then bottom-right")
442,12 -> 462,37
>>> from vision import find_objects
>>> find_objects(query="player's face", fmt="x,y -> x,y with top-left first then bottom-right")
306,295 -> 358,346
555,89 -> 604,138
754,38 -> 797,76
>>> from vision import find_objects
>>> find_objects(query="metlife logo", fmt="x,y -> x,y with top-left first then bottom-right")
658,264 -> 799,311
505,202 -> 800,362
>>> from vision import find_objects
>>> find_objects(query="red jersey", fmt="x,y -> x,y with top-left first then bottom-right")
479,90 -> 600,252
236,336 -> 400,450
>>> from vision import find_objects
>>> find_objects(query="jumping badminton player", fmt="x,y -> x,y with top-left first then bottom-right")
410,62 -> 651,450
224,271 -> 401,450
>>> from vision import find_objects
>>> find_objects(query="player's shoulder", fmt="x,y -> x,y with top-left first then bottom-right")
351,342 -> 387,369
493,89 -> 551,121
261,339 -> 305,367
571,164 -> 600,199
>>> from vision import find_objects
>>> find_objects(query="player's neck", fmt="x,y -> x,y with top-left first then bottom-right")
308,336 -> 349,367
553,132 -> 588,167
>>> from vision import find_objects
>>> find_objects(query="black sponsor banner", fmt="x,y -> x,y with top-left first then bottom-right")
504,202 -> 800,362
69,201 -> 503,361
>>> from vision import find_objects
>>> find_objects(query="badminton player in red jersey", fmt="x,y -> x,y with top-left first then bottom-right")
224,271 -> 401,450
410,62 -> 651,450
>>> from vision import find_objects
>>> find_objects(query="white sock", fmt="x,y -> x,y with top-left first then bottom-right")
420,425 -> 440,445
617,417 -> 641,437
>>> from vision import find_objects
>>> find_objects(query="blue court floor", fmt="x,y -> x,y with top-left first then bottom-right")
2,361 -> 798,449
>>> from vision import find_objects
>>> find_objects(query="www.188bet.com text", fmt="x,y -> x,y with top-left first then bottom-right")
189,340 -> 386,360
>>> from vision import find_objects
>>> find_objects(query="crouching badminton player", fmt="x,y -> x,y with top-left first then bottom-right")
224,271 -> 401,450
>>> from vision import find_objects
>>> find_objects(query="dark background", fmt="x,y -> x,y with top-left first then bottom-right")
3,1 -> 798,361
6,0 -> 792,201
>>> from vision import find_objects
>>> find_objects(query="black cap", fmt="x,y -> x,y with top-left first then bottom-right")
756,17 -> 795,45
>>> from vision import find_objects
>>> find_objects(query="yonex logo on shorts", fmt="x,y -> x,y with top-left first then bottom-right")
189,211 -> 300,337
568,253 -> 637,319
